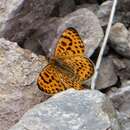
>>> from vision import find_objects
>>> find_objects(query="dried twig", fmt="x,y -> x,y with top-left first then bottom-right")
91,0 -> 118,90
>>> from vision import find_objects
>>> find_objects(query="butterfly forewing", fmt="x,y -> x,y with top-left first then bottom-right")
54,27 -> 85,57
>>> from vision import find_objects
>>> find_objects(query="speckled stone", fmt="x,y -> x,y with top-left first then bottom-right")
9,89 -> 120,130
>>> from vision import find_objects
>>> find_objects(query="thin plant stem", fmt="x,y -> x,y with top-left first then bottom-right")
91,0 -> 118,90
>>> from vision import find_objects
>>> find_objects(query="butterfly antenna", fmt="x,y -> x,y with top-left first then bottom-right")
91,0 -> 118,90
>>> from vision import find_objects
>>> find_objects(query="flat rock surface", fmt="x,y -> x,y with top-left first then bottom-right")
9,89 -> 120,130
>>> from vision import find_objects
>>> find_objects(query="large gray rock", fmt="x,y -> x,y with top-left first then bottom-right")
9,89 -> 120,130
109,23 -> 130,58
0,38 -> 49,130
108,83 -> 130,130
54,8 -> 104,57
96,57 -> 118,90
0,0 -> 24,34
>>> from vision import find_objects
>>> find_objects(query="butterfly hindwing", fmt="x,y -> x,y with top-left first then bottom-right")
54,27 -> 85,57
37,64 -> 63,94
37,64 -> 83,95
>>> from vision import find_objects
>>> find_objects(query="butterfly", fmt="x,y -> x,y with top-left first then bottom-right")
37,27 -> 95,95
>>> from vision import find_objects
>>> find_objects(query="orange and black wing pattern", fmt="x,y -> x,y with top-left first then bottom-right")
62,56 -> 94,81
37,64 -> 83,95
37,27 -> 94,95
54,27 -> 85,57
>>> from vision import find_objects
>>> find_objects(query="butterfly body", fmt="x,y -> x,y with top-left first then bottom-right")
37,27 -> 95,95
51,57 -> 79,82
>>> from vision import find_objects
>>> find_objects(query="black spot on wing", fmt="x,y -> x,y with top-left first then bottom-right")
62,35 -> 72,42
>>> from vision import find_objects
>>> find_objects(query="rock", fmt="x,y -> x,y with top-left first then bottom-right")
2,4 -> 103,57
96,0 -> 106,5
118,0 -> 130,12
117,58 -> 130,80
110,54 -> 130,81
49,0 -> 76,17
96,0 -> 130,27
17,8 -> 103,57
23,37 -> 44,55
76,3 -> 99,13
0,0 -> 24,34
96,0 -> 113,27
103,45 -> 110,56
3,6 -> 103,57
36,8 -> 103,57
56,8 -> 104,57
108,84 -> 130,130
96,57 -> 118,90
75,0 -> 98,5
108,84 -> 130,112
58,0 -> 76,17
117,0 -> 130,27
9,89 -> 120,130
109,23 -> 130,58
2,0 -> 63,43
111,55 -> 126,72
23,17 -> 61,55
0,38 -> 49,130
2,1 -> 103,57
117,112 -> 130,130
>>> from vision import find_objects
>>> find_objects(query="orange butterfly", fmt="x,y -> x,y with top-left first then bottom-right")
37,27 -> 94,95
